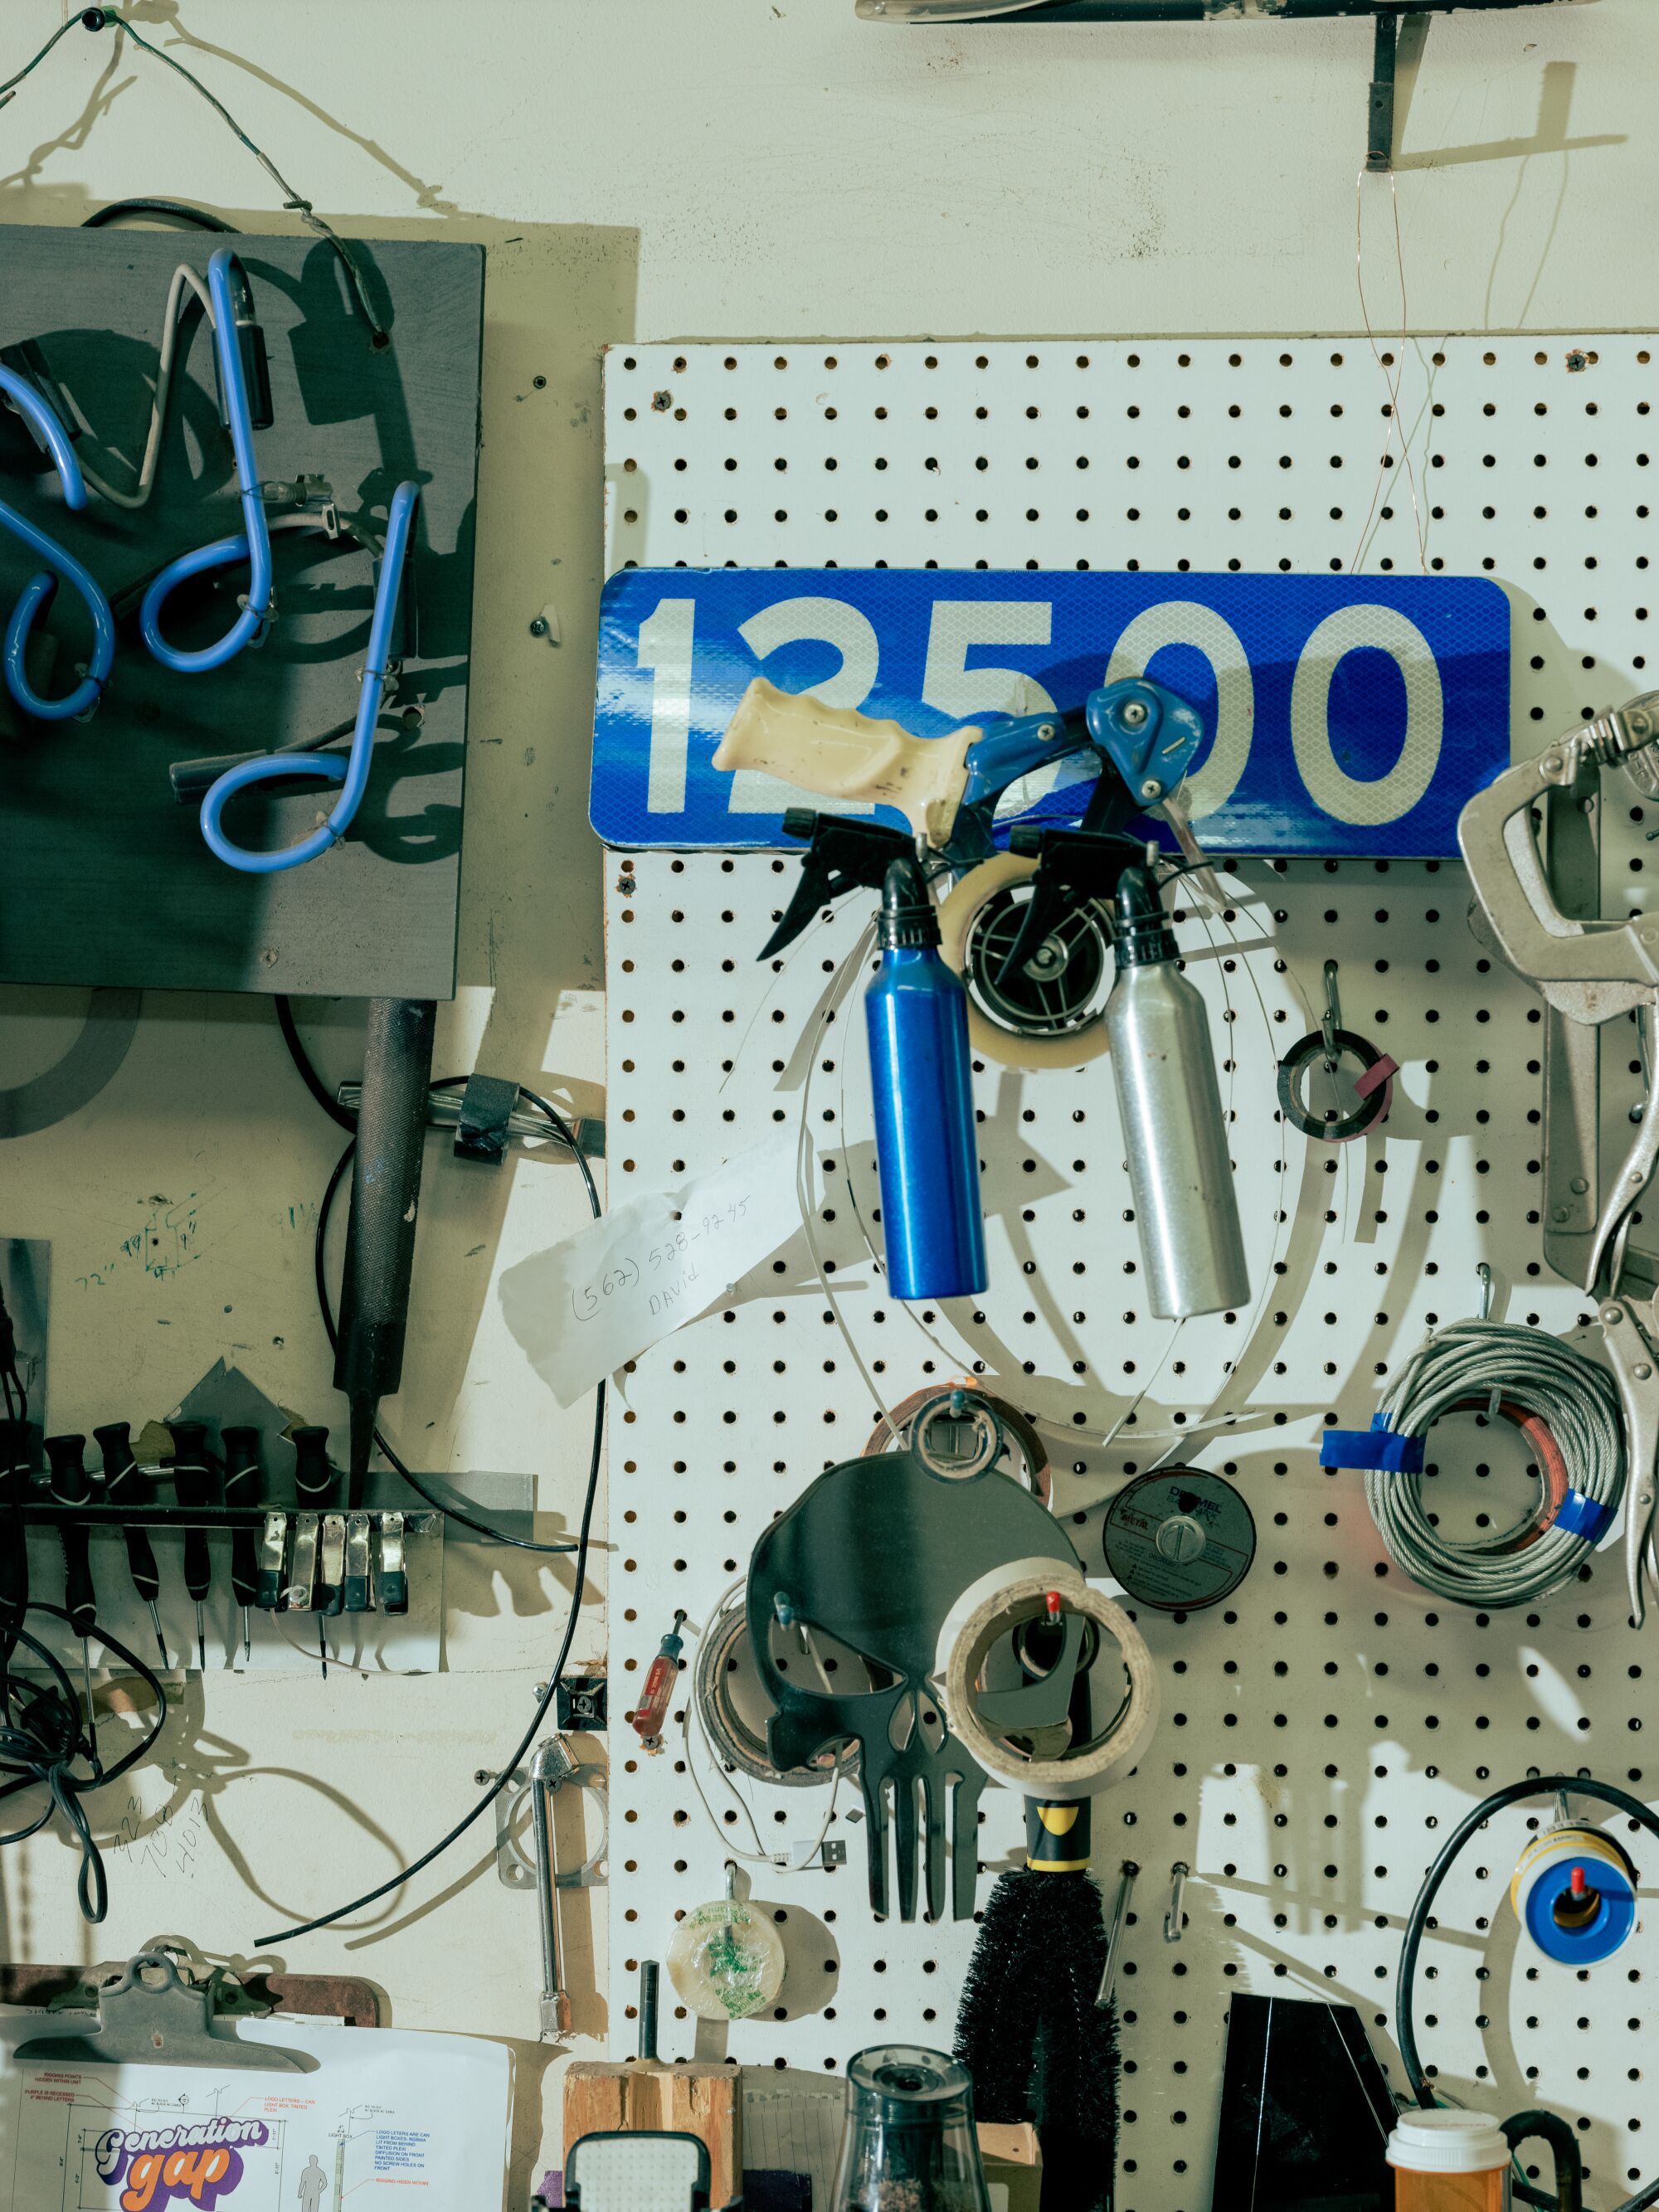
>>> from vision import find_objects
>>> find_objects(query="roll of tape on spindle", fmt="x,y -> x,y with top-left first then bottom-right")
1510,1825 -> 1639,1967
937,1560 -> 1160,1801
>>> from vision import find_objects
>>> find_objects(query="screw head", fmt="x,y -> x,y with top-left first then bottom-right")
528,616 -> 549,639
1120,699 -> 1151,730
1140,777 -> 1164,800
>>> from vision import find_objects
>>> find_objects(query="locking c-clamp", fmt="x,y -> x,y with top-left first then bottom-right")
1460,692 -> 1659,1623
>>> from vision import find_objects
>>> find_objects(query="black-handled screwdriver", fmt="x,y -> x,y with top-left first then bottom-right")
166,1419 -> 216,1673
0,1417 -> 30,1675
221,1426 -> 261,1663
291,1425 -> 334,1676
43,1432 -> 96,1717
92,1422 -> 168,1668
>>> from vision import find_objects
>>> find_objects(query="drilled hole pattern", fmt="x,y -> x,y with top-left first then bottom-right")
604,340 -> 1659,2208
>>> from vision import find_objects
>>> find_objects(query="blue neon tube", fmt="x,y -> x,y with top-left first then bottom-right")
197,481 -> 420,874
0,365 -> 116,722
139,248 -> 274,674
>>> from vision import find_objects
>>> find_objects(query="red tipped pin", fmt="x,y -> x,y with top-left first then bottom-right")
1570,1865 -> 1588,1900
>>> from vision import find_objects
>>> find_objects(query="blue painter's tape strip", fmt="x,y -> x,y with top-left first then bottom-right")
1320,1426 -> 1425,1474
1557,1489 -> 1616,1544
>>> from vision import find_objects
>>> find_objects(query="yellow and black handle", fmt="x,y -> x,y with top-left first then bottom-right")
1024,1796 -> 1092,1873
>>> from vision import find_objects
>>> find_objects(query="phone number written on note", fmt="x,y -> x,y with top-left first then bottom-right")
570,1196 -> 752,1322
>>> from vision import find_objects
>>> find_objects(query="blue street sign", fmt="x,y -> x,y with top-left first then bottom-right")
591,567 -> 1510,855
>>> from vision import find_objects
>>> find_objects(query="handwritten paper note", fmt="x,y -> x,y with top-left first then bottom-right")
499,1130 -> 800,1406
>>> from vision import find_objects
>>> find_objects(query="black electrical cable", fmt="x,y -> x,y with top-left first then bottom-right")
1397,1772 -> 1659,2212
264,1107 -> 604,1942
275,995 -> 357,1132
256,1393 -> 598,1947
278,996 -> 599,1554
259,1006 -> 606,1942
81,197 -> 232,233
311,1121 -> 592,1556
0,1276 -> 26,1431
2,10 -> 388,347
0,1607 -> 168,1924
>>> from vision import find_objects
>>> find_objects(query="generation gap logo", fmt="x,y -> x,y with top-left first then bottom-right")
94,2118 -> 271,2210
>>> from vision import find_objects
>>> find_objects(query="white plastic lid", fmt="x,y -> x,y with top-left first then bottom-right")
1386,2112 -> 1510,2176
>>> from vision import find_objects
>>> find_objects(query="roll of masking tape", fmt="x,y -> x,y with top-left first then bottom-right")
936,854 -> 1114,1071
937,1559 -> 1159,1800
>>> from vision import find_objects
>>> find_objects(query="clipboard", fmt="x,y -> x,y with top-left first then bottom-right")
0,1949 -> 381,2071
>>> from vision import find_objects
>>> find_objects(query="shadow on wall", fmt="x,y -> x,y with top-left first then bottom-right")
0,158 -> 640,1475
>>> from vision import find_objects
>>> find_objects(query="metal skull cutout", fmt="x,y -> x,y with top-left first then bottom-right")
746,1442 -> 1078,1920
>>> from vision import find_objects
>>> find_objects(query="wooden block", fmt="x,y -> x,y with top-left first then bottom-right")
563,2060 -> 742,2210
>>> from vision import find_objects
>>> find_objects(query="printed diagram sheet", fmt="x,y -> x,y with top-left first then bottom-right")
0,2011 -> 512,2211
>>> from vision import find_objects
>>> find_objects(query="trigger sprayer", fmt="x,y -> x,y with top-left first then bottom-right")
759,814 -> 988,1305
866,852 -> 989,1303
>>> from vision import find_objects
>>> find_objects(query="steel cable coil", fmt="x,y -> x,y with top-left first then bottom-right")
1365,1320 -> 1623,1608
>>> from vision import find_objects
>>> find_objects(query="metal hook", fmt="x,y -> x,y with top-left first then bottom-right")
1164,1860 -> 1189,1945
1321,960 -> 1343,1071
1097,1860 -> 1139,2008
1476,1262 -> 1494,1324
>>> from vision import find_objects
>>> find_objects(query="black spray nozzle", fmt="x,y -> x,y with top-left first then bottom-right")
878,853 -> 941,950
759,812 -> 914,960
1112,863 -> 1177,969
997,825 -> 1145,991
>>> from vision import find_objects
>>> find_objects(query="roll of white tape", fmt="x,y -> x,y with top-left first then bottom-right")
938,1562 -> 1159,1800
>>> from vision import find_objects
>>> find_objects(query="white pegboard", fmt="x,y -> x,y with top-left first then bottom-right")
602,338 -> 1659,2212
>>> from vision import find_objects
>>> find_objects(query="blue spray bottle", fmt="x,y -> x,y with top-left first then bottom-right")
865,852 -> 989,1302
757,813 -> 989,1304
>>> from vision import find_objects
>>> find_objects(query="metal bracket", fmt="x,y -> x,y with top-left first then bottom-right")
1365,11 -> 1401,172
557,1675 -> 609,1731
493,1755 -> 611,1891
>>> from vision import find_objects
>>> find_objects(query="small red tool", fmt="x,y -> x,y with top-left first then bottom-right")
631,1607 -> 688,1749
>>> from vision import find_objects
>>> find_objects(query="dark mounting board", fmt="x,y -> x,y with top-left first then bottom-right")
0,226 -> 482,999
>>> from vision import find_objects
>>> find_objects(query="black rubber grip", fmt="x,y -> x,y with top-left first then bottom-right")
221,1426 -> 261,1607
0,1418 -> 30,1658
166,1420 -> 215,1605
0,1415 -> 29,1506
45,1436 -> 97,1637
93,1422 -> 161,1607
333,997 -> 437,1500
291,1427 -> 334,1506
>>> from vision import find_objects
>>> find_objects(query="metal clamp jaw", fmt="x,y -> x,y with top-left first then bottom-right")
1461,693 -> 1659,1294
1460,697 -> 1659,1627
1459,692 -> 1659,1026
1593,1295 -> 1659,1628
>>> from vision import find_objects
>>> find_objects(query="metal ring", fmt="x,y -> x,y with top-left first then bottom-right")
864,1384 -> 1053,1505
1277,1026 -> 1397,1143
693,1587 -> 859,1788
500,1765 -> 610,1889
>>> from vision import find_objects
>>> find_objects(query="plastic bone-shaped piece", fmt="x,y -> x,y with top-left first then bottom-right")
715,673 -> 1209,873
0,366 -> 115,721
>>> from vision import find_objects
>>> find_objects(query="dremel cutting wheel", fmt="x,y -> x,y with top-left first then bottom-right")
1102,1468 -> 1256,1612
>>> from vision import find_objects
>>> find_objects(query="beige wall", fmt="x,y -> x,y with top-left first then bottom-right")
0,0 -> 1652,2192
